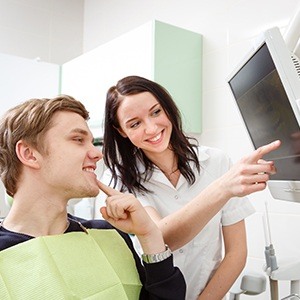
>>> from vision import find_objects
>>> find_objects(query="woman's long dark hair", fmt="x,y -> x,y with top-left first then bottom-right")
103,75 -> 200,194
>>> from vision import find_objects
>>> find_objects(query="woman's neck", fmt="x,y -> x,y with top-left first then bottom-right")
147,150 -> 180,187
146,148 -> 176,171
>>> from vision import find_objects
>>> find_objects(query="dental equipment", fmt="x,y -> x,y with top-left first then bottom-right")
263,202 -> 300,300
229,274 -> 266,300
263,202 -> 279,300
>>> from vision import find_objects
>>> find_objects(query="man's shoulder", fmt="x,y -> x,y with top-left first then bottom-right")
0,226 -> 32,251
68,215 -> 130,241
68,214 -> 113,230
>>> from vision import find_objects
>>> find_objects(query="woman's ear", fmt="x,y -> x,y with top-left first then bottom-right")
15,140 -> 40,169
116,127 -> 127,138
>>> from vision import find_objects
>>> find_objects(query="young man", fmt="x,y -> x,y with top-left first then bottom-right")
0,95 -> 186,299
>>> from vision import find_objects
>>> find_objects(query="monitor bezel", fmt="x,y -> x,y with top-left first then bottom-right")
227,27 -> 300,202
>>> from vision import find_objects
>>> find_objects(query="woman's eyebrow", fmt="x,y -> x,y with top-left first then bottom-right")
124,103 -> 160,125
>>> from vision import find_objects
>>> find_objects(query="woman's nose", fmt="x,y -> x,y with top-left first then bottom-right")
144,120 -> 157,135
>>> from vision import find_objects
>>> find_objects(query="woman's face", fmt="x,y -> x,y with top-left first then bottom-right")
116,92 -> 172,157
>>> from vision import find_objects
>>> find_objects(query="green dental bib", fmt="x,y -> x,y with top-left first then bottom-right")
0,229 -> 142,299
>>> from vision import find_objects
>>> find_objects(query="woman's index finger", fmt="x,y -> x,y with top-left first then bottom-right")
246,140 -> 281,163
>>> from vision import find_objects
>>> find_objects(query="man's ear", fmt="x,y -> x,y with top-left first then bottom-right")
15,140 -> 40,169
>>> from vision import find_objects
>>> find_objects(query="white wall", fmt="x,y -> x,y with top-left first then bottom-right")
0,52 -> 60,218
1,0 -> 300,298
0,0 -> 83,213
0,0 -> 84,64
83,1 -> 300,299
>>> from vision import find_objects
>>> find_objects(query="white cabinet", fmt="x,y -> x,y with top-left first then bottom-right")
61,20 -> 202,136
0,53 -> 60,118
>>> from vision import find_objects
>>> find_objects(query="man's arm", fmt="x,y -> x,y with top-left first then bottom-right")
98,181 -> 166,254
97,181 -> 186,299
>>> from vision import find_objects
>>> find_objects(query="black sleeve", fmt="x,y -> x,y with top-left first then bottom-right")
119,231 -> 186,300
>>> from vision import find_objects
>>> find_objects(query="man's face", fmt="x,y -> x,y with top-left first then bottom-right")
38,111 -> 103,200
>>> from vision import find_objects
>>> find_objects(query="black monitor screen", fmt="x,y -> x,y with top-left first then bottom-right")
229,43 -> 300,180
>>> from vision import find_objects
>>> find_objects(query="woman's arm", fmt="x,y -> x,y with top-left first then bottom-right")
197,220 -> 247,299
144,140 -> 280,250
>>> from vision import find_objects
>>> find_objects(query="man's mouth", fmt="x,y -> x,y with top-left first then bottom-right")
83,167 -> 96,173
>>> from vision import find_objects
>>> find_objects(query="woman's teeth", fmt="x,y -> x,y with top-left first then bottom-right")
149,132 -> 161,142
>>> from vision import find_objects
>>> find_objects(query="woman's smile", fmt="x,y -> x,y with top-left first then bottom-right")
146,131 -> 164,144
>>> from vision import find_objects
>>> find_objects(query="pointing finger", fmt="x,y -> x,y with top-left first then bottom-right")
97,180 -> 122,196
246,140 -> 281,163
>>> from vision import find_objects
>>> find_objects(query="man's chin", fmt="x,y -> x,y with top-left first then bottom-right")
69,188 -> 99,200
88,187 -> 100,198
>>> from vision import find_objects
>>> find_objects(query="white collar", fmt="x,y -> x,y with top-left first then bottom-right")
197,146 -> 210,162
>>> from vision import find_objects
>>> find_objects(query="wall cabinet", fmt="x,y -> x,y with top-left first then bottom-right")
61,20 -> 202,136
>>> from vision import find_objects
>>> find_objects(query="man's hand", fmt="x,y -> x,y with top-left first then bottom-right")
97,181 -> 166,254
98,181 -> 152,234
98,181 -> 166,254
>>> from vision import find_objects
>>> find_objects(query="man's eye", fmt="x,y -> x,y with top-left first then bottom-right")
74,137 -> 84,143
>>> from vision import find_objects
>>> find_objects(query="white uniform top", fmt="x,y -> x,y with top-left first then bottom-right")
96,146 -> 255,300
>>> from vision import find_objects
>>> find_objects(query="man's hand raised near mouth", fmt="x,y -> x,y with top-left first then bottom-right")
97,180 -> 166,254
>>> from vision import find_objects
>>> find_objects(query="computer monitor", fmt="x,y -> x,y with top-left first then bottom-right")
228,27 -> 300,203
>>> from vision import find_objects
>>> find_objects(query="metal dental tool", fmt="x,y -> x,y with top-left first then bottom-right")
263,202 -> 279,300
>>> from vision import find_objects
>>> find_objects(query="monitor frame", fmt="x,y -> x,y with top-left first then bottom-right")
227,27 -> 300,203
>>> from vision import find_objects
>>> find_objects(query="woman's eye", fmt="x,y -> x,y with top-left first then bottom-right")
130,121 -> 140,128
152,108 -> 162,116
152,108 -> 161,117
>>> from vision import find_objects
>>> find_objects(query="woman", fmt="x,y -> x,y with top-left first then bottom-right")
97,75 -> 279,299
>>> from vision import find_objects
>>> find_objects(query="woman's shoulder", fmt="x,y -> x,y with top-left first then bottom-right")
196,145 -> 232,175
197,145 -> 229,161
